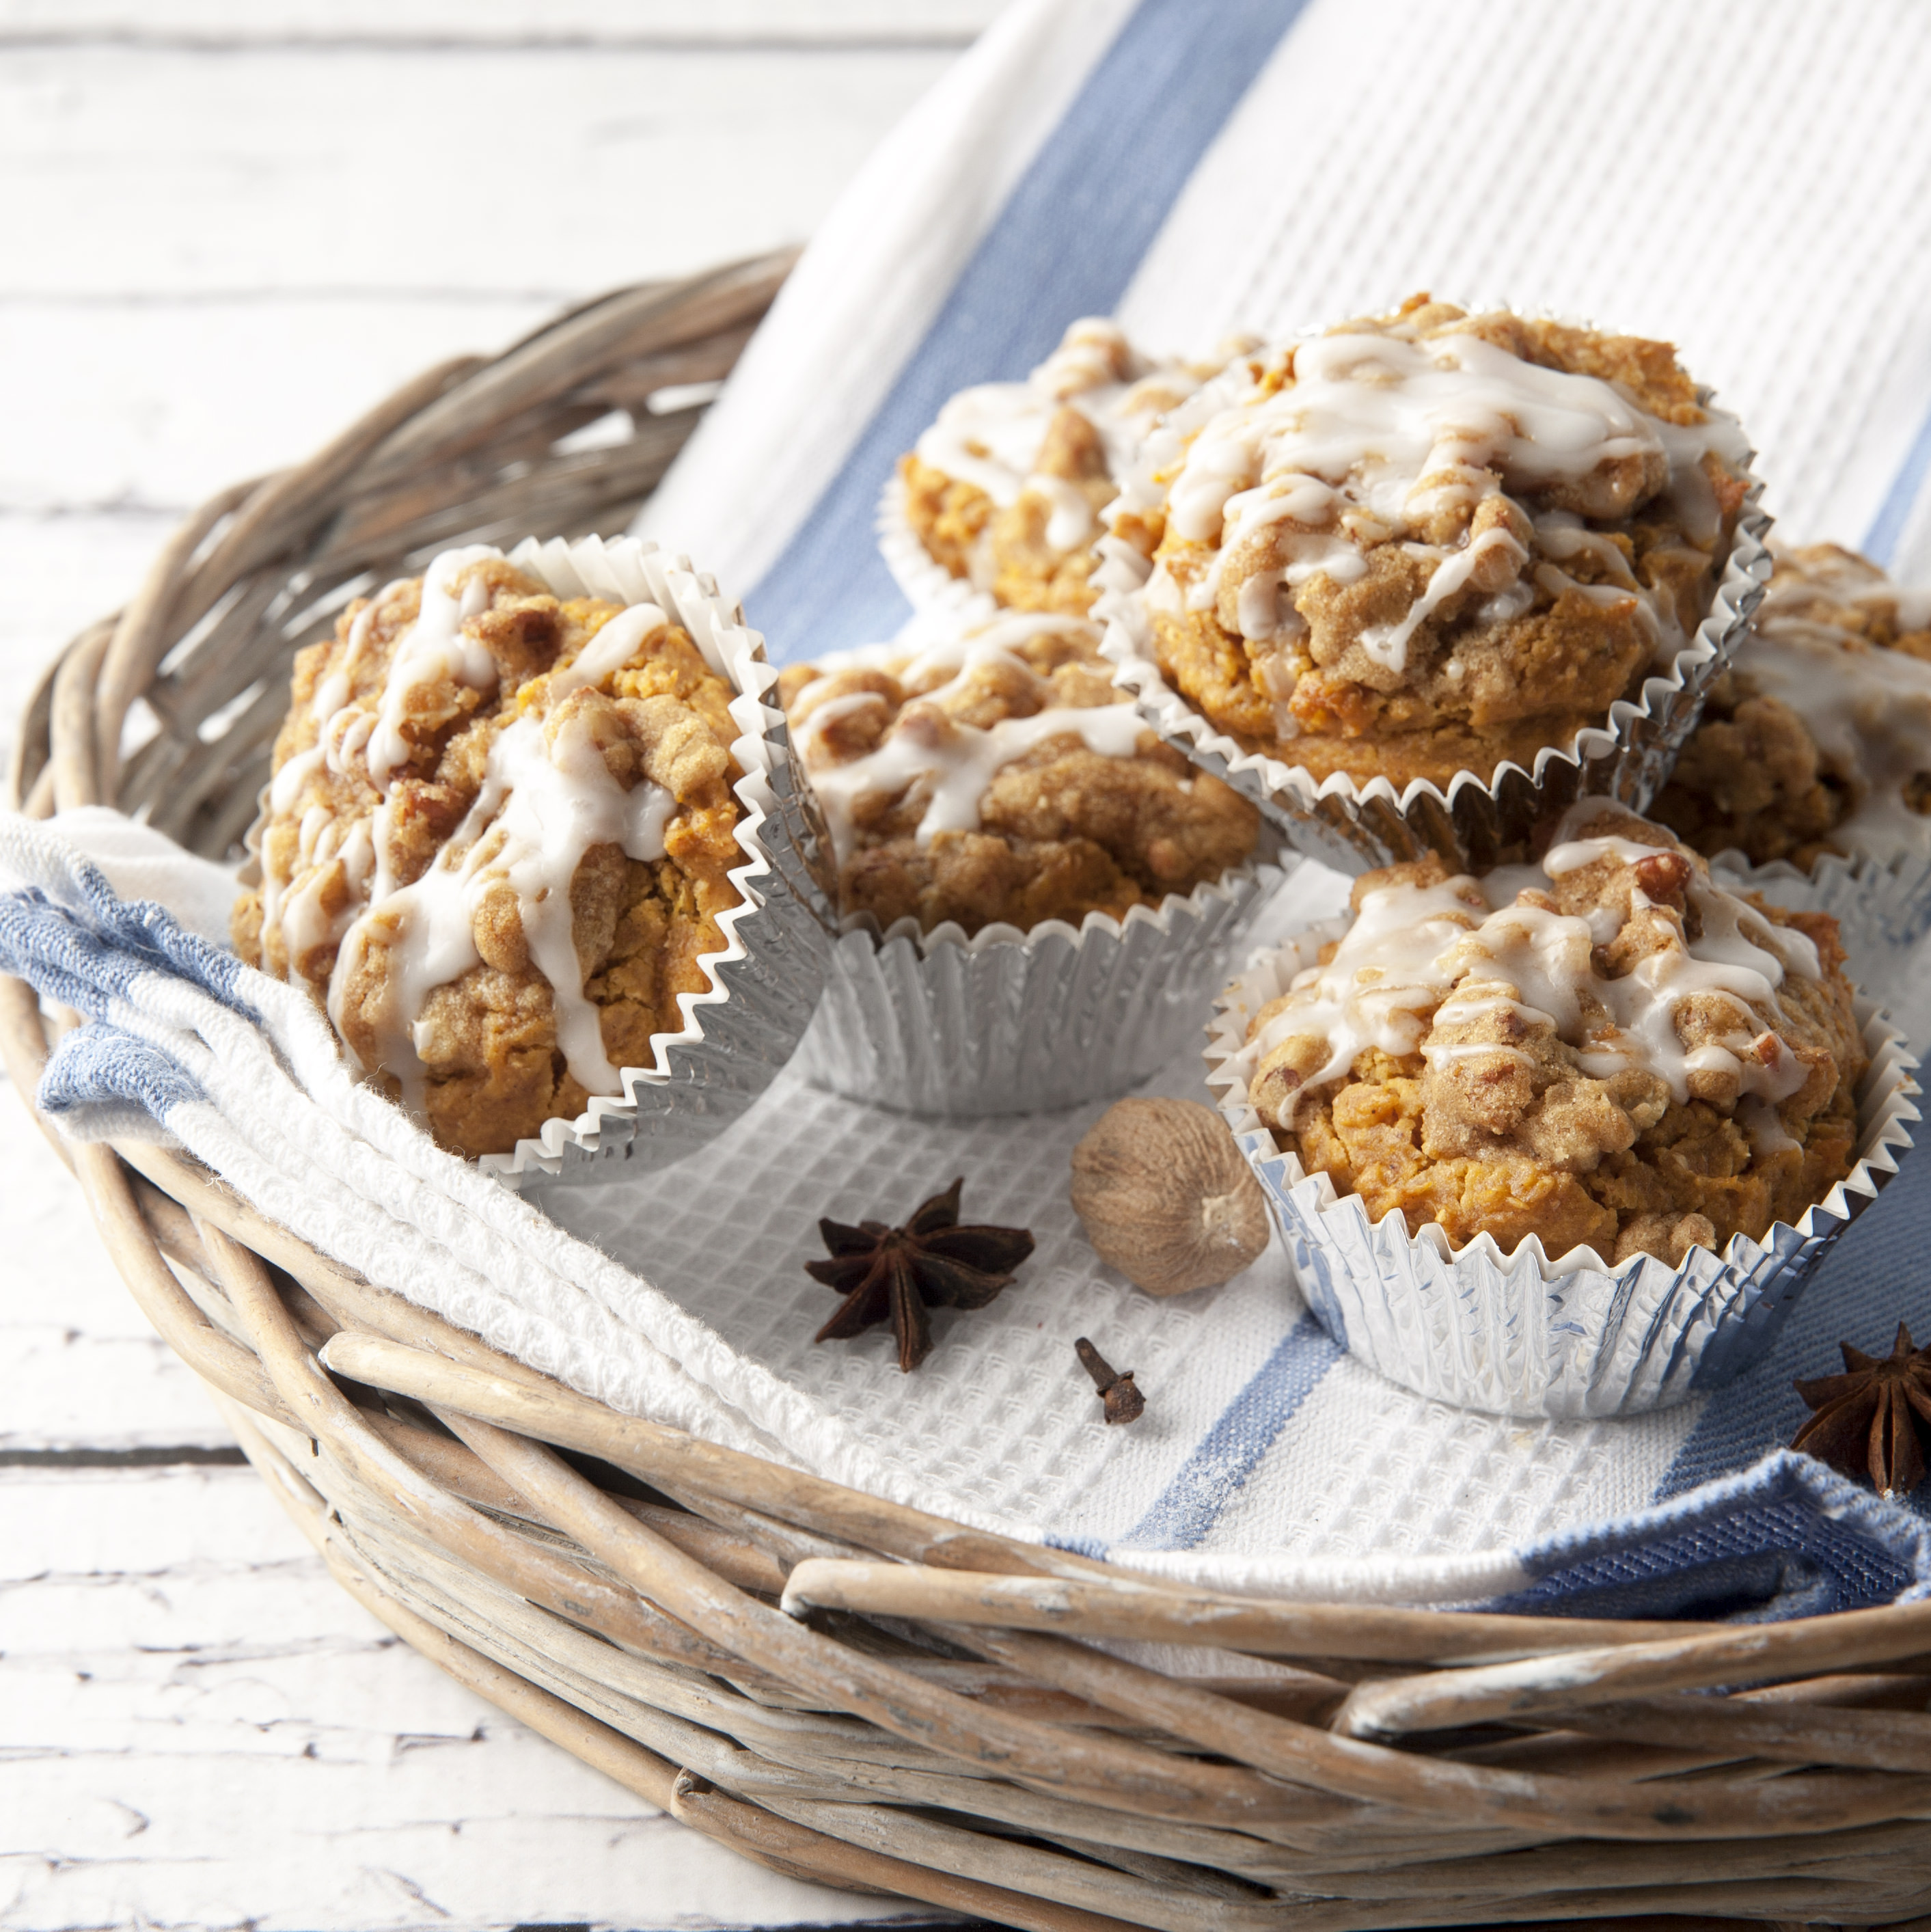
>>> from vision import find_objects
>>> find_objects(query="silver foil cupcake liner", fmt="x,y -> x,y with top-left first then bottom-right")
1712,845 -> 1931,1058
1204,924 -> 1920,1419
876,470 -> 1002,623
243,534 -> 829,1188
487,536 -> 830,1184
1095,407 -> 1771,877
791,852 -> 1290,1117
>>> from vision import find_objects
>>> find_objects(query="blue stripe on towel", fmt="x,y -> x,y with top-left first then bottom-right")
1864,395 -> 1931,567
1492,1456 -> 1929,1622
1118,1312 -> 1341,1550
0,886 -> 251,1024
37,1019 -> 208,1124
0,889 -> 122,1020
745,0 -> 1313,660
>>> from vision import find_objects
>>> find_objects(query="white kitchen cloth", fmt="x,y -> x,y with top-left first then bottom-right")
642,0 -> 1931,647
5,808 -> 1930,1619
13,0 -> 1931,1618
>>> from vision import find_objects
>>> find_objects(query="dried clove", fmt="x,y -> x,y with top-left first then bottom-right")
1074,1336 -> 1145,1425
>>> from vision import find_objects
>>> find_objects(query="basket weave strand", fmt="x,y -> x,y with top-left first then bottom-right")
8,262 -> 1931,1929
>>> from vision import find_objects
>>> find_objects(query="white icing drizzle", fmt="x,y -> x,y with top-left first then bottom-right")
1762,544 -> 1931,629
913,319 -> 1255,571
260,543 -> 685,1117
1729,552 -> 1931,863
1158,323 -> 1747,672
366,545 -> 505,789
257,584 -> 415,970
333,700 -> 674,1113
1360,521 -> 1530,672
792,613 -> 1147,867
1246,815 -> 1820,1113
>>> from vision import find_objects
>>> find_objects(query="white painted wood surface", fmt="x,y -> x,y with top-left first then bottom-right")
0,7 -> 992,1924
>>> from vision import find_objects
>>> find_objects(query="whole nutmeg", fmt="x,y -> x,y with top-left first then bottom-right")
1070,1097 -> 1272,1295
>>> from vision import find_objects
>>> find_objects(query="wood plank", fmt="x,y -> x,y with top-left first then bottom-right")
0,44 -> 955,299
0,17 -> 975,1922
0,1071 -> 238,1452
0,1466 -> 898,1929
0,0 -> 1001,46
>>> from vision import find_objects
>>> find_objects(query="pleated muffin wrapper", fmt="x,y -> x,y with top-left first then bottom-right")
243,533 -> 830,1188
1707,846 -> 1931,1059
875,468 -> 1002,623
1093,371 -> 1774,877
791,846 -> 1291,1117
1203,921 -> 1921,1419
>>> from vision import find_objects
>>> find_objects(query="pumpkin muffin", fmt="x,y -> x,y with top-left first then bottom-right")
234,544 -> 745,1156
778,609 -> 1259,936
1239,806 -> 1864,1265
899,320 -> 1260,616
1109,295 -> 1753,792
1654,543 -> 1931,870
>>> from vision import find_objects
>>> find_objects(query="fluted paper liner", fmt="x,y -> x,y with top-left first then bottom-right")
1095,394 -> 1772,875
793,854 -> 1289,1117
1205,923 -> 1920,1419
244,534 -> 829,1186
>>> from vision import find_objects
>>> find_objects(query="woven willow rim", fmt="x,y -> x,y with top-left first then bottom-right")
10,260 -> 1931,1931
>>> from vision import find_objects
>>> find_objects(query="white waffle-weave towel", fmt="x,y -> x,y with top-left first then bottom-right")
12,0 -> 1931,1617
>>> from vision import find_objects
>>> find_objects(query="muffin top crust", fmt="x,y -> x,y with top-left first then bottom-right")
1236,806 -> 1864,1266
1654,543 -> 1931,869
234,545 -> 746,1156
779,610 -> 1259,937
899,319 -> 1260,616
1110,295 -> 1753,791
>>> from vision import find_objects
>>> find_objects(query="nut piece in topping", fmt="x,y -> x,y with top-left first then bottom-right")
1071,1097 -> 1273,1294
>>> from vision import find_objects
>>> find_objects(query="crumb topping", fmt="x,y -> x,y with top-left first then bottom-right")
1116,296 -> 1752,790
234,545 -> 745,1156
780,611 -> 1259,936
1238,805 -> 1865,1264
901,320 -> 1259,615
1656,543 -> 1931,869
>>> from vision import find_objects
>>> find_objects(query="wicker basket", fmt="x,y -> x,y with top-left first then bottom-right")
10,257 -> 1931,1932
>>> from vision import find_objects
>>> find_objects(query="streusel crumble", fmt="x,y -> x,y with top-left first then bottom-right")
1240,806 -> 1863,1264
779,610 -> 1259,936
234,546 -> 745,1156
1655,543 -> 1931,869
1114,296 -> 1753,791
900,320 -> 1258,616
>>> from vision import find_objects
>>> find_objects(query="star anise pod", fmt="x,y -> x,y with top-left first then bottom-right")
806,1177 -> 1035,1372
1791,1324 -> 1931,1497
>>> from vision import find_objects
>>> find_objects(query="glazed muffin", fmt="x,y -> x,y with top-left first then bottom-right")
234,544 -> 746,1156
1654,543 -> 1931,869
898,320 -> 1259,616
1108,295 -> 1753,791
778,610 -> 1259,936
1238,806 -> 1865,1265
